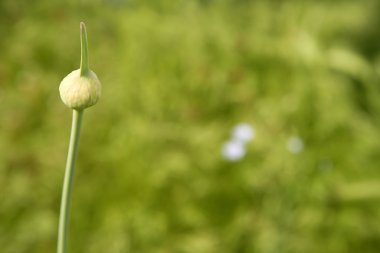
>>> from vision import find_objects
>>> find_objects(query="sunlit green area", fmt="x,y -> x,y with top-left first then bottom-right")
2,0 -> 380,252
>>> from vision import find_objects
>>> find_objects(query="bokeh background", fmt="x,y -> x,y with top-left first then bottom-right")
2,0 -> 380,252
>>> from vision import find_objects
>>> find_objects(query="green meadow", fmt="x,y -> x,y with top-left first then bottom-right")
2,1 -> 380,252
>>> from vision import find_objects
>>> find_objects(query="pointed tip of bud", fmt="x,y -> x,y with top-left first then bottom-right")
80,22 -> 89,76
80,22 -> 86,30
59,22 -> 101,110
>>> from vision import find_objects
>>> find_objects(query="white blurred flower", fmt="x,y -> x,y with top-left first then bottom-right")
221,140 -> 246,161
287,136 -> 304,154
232,123 -> 255,143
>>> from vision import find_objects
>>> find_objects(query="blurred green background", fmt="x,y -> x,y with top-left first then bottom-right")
2,0 -> 380,252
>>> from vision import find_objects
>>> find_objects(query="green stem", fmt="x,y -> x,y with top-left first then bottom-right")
57,110 -> 84,253
80,22 -> 89,76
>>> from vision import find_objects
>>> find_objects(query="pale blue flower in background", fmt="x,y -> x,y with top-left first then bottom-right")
222,140 -> 246,161
222,123 -> 255,161
232,123 -> 255,143
287,136 -> 304,154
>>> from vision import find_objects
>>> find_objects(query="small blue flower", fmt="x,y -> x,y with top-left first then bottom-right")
287,136 -> 304,154
221,140 -> 246,161
232,123 -> 255,143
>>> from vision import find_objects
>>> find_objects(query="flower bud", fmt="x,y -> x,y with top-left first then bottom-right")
59,69 -> 101,110
59,22 -> 101,110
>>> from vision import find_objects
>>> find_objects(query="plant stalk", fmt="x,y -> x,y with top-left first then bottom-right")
57,109 -> 84,253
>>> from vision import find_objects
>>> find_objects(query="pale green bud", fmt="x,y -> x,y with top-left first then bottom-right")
59,69 -> 101,110
59,22 -> 101,110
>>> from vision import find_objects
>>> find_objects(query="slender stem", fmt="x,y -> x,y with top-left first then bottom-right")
57,110 -> 84,253
80,22 -> 89,76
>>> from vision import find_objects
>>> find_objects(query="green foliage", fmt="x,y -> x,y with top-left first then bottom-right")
1,0 -> 380,252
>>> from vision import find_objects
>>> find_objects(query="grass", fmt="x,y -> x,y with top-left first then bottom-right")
1,1 -> 380,252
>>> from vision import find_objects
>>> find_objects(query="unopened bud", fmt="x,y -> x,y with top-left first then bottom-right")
59,69 -> 101,110
59,22 -> 101,110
